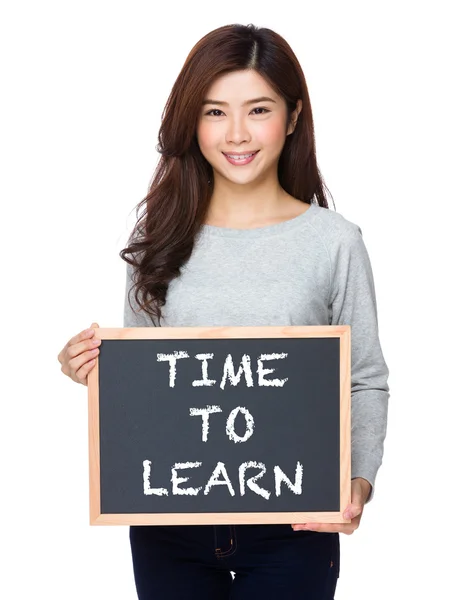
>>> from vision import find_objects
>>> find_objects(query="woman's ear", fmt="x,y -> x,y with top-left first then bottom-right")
287,99 -> 303,136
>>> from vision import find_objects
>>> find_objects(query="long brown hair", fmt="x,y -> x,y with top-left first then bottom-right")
120,23 -> 334,324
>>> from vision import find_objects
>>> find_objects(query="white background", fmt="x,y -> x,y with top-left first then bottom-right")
2,1 -> 459,598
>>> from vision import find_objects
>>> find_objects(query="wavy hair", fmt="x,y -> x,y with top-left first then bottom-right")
120,23 -> 334,324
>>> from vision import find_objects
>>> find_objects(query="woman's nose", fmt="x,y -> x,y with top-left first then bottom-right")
225,118 -> 250,145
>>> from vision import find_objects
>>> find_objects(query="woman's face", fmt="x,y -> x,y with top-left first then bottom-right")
196,69 -> 301,187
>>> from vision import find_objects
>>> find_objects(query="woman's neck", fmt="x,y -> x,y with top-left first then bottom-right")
205,182 -> 305,229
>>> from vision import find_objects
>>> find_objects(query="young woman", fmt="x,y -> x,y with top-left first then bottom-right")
58,23 -> 390,600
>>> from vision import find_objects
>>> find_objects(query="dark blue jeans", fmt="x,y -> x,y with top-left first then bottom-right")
130,524 -> 340,599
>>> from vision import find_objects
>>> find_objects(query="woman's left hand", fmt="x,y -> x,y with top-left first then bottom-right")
291,477 -> 371,535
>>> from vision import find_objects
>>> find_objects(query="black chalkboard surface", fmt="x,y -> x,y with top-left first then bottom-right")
87,325 -> 351,525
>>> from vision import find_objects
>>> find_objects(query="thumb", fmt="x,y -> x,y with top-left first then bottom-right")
90,322 -> 100,328
344,481 -> 366,519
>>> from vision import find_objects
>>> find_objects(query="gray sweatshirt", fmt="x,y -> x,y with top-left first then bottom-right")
123,201 -> 390,499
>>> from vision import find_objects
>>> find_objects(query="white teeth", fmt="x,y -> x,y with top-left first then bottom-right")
226,153 -> 255,160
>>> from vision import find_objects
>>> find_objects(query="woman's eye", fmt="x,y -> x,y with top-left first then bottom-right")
206,109 -> 224,117
252,107 -> 269,115
205,107 -> 270,117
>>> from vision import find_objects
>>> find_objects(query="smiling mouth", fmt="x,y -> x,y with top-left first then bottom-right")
222,150 -> 260,162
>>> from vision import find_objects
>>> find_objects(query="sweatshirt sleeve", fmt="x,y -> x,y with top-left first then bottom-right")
329,226 -> 390,502
123,261 -> 156,327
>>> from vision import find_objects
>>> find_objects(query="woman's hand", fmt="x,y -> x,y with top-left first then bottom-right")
291,477 -> 372,535
57,322 -> 100,386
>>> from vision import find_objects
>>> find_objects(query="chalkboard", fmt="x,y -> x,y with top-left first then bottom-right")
87,325 -> 351,525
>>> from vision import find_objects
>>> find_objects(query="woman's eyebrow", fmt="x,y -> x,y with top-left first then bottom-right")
202,96 -> 277,106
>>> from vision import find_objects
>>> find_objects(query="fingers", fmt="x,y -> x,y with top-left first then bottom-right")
66,326 -> 100,358
73,354 -> 98,385
58,322 -> 101,386
290,479 -> 368,536
58,324 -> 99,361
292,515 -> 362,535
67,343 -> 101,384
292,522 -> 356,534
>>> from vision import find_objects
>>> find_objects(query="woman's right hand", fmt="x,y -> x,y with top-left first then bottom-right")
57,322 -> 101,386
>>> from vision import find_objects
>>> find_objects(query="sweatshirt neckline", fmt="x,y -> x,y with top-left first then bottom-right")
200,201 -> 318,239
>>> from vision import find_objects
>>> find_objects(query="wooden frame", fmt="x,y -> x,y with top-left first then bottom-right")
87,325 -> 351,525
